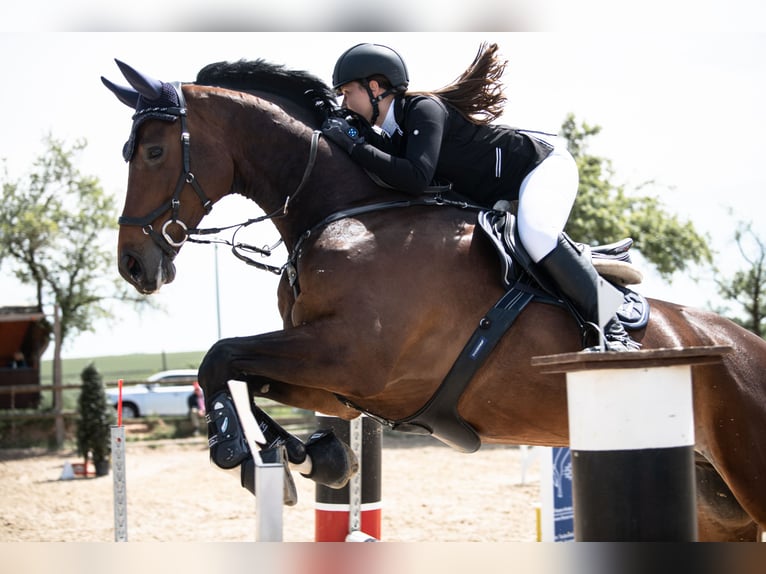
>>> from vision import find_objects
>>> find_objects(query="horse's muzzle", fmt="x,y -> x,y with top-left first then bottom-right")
119,250 -> 176,294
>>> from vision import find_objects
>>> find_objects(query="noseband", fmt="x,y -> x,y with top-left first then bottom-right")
118,83 -> 213,259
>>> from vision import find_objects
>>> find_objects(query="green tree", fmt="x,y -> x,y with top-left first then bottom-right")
561,114 -> 712,279
715,223 -> 766,337
0,135 -> 144,347
76,363 -> 114,475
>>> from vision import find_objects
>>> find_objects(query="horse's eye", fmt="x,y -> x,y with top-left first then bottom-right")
147,146 -> 163,160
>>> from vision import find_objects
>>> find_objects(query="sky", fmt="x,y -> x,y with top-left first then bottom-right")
1,29 -> 765,362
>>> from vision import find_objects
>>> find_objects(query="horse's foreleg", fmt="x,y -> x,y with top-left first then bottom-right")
198,330 -> 365,498
204,382 -> 359,498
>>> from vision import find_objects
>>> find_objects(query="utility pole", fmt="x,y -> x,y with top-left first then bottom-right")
53,304 -> 64,448
215,244 -> 222,340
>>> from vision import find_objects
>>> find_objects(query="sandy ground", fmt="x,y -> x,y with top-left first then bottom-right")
0,433 -> 541,542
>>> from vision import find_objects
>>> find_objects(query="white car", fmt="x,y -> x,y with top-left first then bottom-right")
106,369 -> 201,419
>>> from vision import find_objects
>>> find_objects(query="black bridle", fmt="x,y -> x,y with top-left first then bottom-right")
117,82 -> 321,270
118,83 -> 213,259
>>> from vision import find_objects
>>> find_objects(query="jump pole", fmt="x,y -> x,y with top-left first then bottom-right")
111,378 -> 128,542
532,346 -> 730,541
314,413 -> 382,542
228,380 -> 285,542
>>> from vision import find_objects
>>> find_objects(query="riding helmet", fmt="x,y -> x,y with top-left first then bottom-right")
332,43 -> 409,92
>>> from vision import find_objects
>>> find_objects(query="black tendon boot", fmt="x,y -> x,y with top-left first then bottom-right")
538,235 -> 639,352
207,391 -> 298,504
207,391 -> 250,469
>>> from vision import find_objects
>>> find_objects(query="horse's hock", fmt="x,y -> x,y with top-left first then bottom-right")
532,345 -> 731,542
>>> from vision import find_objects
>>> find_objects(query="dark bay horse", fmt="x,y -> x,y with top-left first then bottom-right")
103,59 -> 766,541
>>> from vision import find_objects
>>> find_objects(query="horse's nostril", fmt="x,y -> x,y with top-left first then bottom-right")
127,255 -> 141,279
120,253 -> 143,282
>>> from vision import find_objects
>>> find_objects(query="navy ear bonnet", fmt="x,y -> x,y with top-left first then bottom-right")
101,60 -> 185,162
121,83 -> 184,162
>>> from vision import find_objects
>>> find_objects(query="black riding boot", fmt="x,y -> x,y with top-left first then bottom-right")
537,235 -> 639,352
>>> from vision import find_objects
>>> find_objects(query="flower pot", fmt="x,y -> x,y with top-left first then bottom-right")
94,459 -> 110,477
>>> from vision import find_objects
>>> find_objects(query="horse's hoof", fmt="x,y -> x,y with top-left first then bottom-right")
240,446 -> 299,506
301,429 -> 359,489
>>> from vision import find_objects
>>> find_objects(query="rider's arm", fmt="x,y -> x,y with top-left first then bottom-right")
350,96 -> 447,194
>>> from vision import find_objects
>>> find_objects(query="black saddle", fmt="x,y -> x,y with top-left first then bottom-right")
477,209 -> 650,331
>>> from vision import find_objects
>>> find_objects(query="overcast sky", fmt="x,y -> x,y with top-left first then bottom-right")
1,30 -> 765,361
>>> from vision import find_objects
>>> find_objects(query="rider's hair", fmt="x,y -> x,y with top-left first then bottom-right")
413,42 -> 507,126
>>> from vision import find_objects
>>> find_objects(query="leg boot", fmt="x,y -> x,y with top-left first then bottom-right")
537,235 -> 638,351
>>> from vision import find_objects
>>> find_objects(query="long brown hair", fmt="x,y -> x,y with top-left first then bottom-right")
419,42 -> 508,125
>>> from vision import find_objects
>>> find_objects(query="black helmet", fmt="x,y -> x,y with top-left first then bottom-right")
332,43 -> 409,92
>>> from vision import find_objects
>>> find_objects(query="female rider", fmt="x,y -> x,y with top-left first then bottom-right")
321,42 -> 637,351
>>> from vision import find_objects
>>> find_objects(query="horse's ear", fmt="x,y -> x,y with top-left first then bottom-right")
114,59 -> 164,101
101,76 -> 140,109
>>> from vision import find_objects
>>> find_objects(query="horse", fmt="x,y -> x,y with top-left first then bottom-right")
103,58 -> 766,541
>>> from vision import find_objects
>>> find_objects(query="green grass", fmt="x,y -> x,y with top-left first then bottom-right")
37,350 -> 206,411
40,350 -> 207,386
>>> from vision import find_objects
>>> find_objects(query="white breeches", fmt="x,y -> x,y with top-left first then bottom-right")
517,136 -> 579,263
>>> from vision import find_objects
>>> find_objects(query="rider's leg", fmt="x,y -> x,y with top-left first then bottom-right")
517,137 -> 637,351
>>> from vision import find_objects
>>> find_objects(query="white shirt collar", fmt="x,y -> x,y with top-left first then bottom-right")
379,102 -> 401,138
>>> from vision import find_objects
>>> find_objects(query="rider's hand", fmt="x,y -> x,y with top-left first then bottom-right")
321,116 -> 365,155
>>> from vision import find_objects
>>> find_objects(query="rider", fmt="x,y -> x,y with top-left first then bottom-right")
322,42 -> 639,352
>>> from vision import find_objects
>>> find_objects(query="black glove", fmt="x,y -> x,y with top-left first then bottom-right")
321,116 -> 365,154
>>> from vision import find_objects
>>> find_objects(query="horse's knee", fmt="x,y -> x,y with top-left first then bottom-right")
198,339 -> 236,397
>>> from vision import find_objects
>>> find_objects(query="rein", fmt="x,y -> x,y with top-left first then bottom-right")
185,129 -> 323,274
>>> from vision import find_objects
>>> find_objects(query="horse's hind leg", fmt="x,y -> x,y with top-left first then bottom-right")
696,458 -> 760,541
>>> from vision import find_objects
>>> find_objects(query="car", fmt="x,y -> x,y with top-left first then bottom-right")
106,369 -> 201,419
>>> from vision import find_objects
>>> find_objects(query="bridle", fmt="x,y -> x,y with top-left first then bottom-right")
118,82 -> 322,270
117,83 -> 213,259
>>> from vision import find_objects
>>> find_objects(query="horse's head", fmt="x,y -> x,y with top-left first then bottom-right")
102,60 -> 233,294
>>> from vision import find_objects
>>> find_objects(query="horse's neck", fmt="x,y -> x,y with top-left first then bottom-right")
225,104 -> 388,247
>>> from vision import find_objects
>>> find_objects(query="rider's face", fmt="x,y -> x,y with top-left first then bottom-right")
338,81 -> 375,124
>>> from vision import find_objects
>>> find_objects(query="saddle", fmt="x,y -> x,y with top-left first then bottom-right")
476,207 -> 650,331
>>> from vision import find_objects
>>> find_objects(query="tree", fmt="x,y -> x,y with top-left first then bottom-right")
76,363 -> 114,476
561,114 -> 712,279
0,135 -> 145,349
715,223 -> 766,337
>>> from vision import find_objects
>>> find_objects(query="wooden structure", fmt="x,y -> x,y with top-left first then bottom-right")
0,306 -> 50,409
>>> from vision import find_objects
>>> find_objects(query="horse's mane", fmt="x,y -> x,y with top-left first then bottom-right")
195,59 -> 336,127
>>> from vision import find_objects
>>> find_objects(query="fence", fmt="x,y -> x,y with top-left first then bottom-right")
0,379 -> 315,448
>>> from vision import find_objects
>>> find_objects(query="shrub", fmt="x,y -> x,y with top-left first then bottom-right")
76,363 -> 114,475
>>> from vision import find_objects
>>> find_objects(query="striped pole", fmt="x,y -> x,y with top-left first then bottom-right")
314,414 -> 382,542
111,425 -> 128,542
532,346 -> 730,542
112,378 -> 128,542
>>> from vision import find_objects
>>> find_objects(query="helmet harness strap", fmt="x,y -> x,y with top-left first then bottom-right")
362,79 -> 397,125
